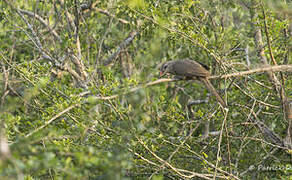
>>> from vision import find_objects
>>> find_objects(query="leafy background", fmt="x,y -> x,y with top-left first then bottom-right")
0,0 -> 291,179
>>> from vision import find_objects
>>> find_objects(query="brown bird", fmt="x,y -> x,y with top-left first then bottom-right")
160,59 -> 227,108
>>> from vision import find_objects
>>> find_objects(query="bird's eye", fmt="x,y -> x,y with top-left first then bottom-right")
163,64 -> 167,71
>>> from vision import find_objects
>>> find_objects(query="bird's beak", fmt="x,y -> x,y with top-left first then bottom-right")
159,71 -> 164,77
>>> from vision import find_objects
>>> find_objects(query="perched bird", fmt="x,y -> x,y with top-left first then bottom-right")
160,59 -> 227,107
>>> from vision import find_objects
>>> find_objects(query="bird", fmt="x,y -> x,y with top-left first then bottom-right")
160,59 -> 227,108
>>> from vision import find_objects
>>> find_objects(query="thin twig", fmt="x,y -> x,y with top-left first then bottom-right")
80,1 -> 130,24
136,137 -> 216,180
93,8 -> 130,24
213,109 -> 229,179
25,104 -> 78,138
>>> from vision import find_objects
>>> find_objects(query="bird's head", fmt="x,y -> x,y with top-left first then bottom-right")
159,61 -> 175,77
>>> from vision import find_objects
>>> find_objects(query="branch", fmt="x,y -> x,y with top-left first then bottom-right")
103,31 -> 138,66
87,64 -> 292,101
256,120 -> 283,146
210,64 -> 292,79
16,10 -> 55,63
25,104 -> 78,138
93,8 -> 130,24
136,137 -> 219,179
214,110 -> 229,179
85,78 -> 176,100
17,8 -> 61,41
284,100 -> 292,149
80,0 -> 130,24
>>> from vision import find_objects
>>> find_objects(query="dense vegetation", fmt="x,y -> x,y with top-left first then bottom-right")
0,0 -> 291,179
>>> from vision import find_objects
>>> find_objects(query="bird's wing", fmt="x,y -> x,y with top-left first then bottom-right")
174,60 -> 210,77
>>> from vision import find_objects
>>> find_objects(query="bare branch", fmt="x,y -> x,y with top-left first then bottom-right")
214,110 -> 229,179
16,10 -> 56,63
87,64 -> 292,101
284,100 -> 292,149
103,31 -> 138,66
210,64 -> 292,79
24,104 -> 78,138
136,137 -> 227,180
17,8 -> 61,41
92,8 -> 130,24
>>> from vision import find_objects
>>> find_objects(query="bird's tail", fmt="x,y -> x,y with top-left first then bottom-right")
201,78 -> 227,108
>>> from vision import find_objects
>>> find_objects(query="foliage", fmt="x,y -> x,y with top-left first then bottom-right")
0,0 -> 291,179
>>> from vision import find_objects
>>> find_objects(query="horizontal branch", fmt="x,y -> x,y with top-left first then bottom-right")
88,64 -> 292,101
88,79 -> 176,100
210,64 -> 292,79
